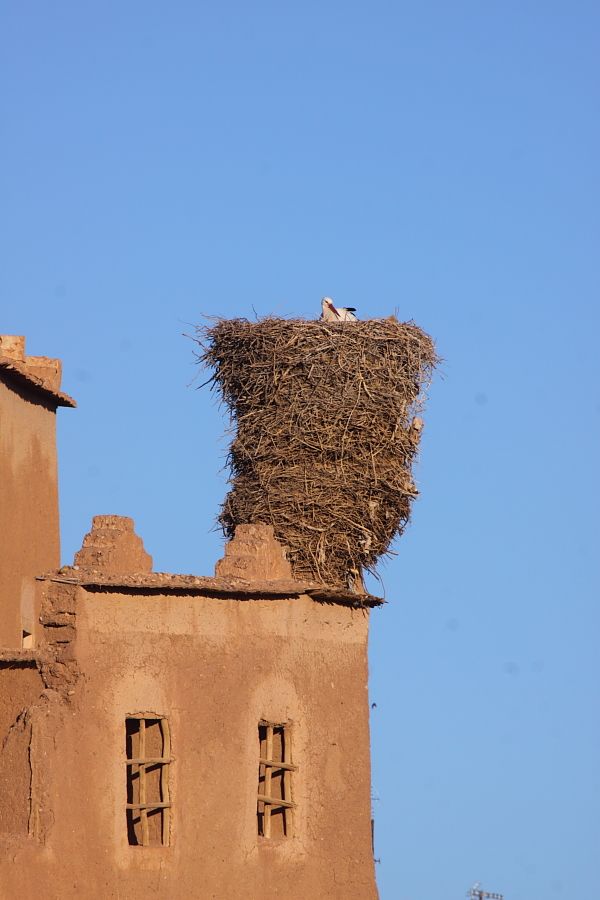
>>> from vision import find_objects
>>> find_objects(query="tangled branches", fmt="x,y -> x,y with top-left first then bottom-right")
195,316 -> 437,587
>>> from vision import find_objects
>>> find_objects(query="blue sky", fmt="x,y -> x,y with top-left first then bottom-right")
2,3 -> 599,897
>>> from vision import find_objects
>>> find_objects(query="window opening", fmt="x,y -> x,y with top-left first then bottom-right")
125,716 -> 172,846
257,721 -> 296,838
21,630 -> 34,649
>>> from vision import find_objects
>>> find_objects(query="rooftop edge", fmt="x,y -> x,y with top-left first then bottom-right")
0,356 -> 76,408
39,568 -> 384,608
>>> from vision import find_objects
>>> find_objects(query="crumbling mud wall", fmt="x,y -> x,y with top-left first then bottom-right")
0,578 -> 80,852
0,663 -> 43,836
197,316 -> 437,587
37,580 -> 80,697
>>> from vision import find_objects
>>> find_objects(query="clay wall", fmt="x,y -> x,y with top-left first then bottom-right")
0,583 -> 377,900
0,379 -> 60,647
0,662 -> 44,839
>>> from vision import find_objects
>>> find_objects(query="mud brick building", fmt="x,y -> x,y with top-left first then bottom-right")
0,336 -> 379,899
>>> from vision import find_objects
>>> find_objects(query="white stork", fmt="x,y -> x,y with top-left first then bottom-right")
320,297 -> 358,322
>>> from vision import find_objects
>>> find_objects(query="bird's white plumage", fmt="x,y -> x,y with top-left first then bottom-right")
320,297 -> 358,322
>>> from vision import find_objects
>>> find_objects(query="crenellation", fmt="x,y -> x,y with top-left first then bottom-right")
74,514 -> 153,574
215,523 -> 293,581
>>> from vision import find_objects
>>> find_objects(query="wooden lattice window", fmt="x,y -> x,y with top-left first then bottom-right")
257,721 -> 296,838
125,715 -> 172,846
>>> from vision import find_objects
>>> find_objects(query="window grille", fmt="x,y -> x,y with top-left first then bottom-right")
257,721 -> 296,838
125,716 -> 172,846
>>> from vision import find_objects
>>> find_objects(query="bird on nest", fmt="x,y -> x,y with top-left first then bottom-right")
320,296 -> 358,322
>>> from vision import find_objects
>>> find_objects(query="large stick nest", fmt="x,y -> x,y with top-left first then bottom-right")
196,316 -> 437,588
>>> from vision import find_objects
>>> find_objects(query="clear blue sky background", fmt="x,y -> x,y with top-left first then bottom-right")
2,3 -> 599,898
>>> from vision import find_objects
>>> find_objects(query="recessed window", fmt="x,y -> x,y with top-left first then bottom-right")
21,630 -> 34,649
257,721 -> 296,838
125,716 -> 172,846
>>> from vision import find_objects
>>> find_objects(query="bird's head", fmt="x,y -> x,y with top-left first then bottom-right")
321,297 -> 340,317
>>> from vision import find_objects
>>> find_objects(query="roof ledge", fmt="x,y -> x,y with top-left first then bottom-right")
0,335 -> 75,408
